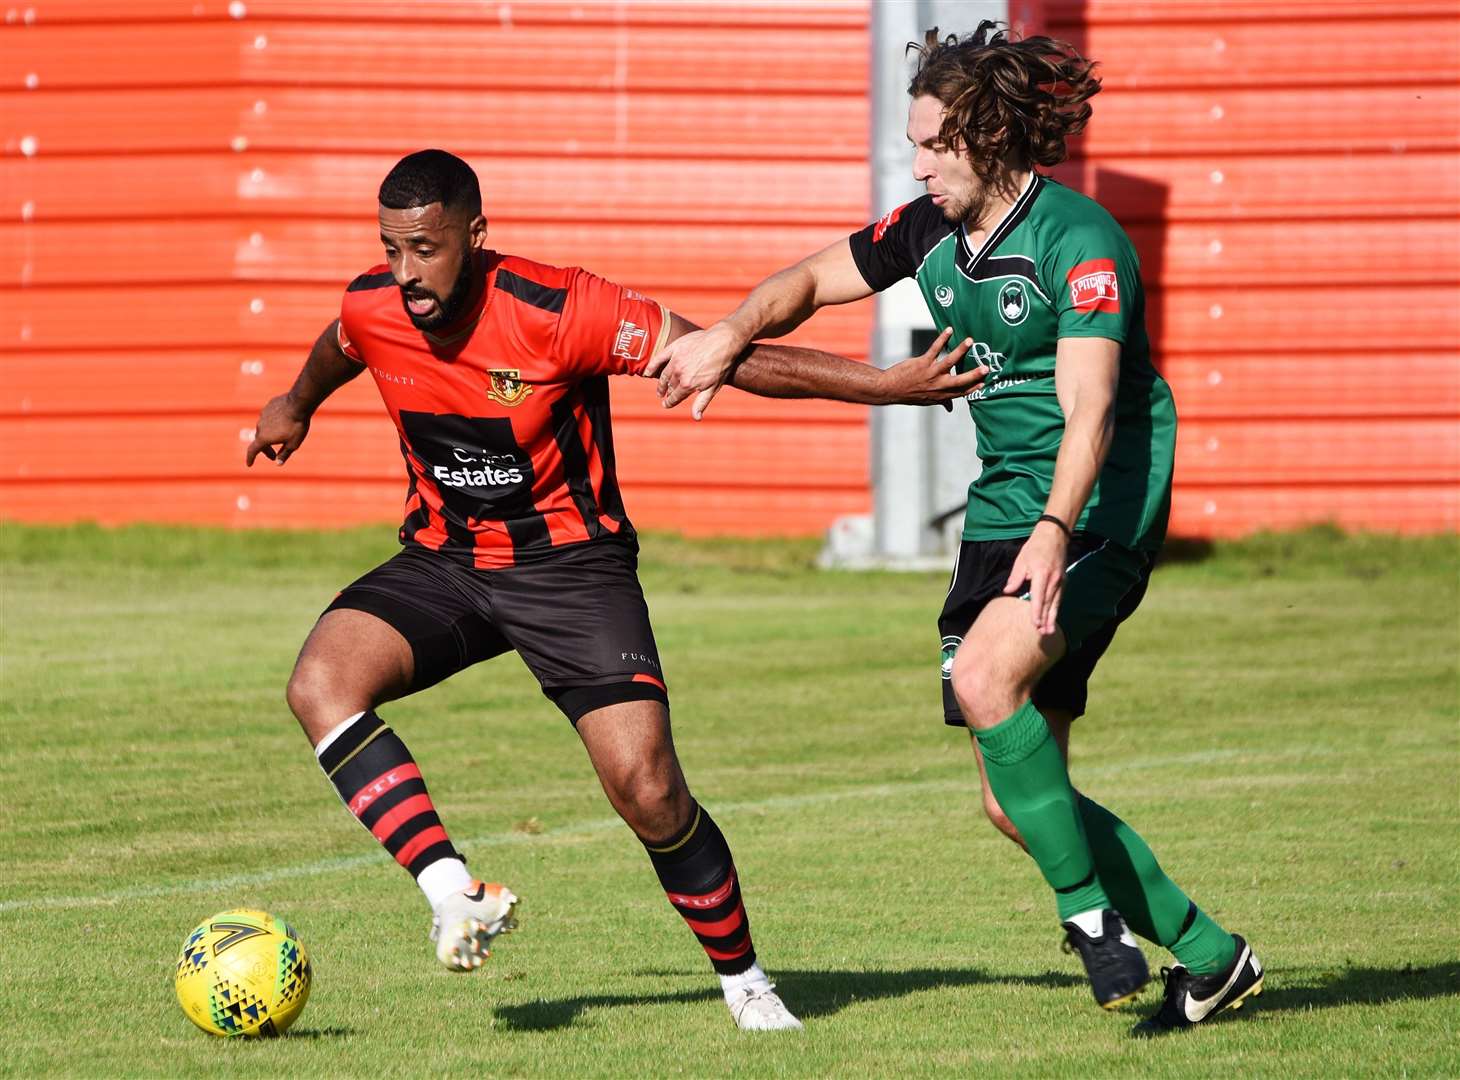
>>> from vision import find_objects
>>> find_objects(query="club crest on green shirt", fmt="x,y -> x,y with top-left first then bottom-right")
997,280 -> 1029,326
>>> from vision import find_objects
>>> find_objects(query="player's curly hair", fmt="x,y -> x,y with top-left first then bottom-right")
379,149 -> 482,215
908,21 -> 1100,181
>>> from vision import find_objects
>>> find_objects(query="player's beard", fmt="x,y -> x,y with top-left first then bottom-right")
401,250 -> 479,332
941,181 -> 990,230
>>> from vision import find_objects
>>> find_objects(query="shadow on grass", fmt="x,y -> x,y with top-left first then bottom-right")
1156,537 -> 1216,565
495,962 -> 1460,1032
1250,962 -> 1460,1015
272,1026 -> 358,1040
494,966 -> 1082,1032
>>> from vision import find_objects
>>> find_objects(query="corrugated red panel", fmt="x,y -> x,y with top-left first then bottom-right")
20,2 -> 868,28
3,284 -> 872,357
0,350 -> 866,424
2,2 -> 874,537
1128,219 -> 1460,287
1153,286 -> 1460,355
6,86 -> 868,158
1051,152 -> 1460,224
1170,485 -> 1459,539
1051,12 -> 1460,88
7,1 -> 1458,543
1175,418 -> 1459,485
1,219 -> 864,291
1054,2 -> 1459,25
13,215 -> 1456,291
6,22 -> 868,92
1162,354 -> 1460,420
0,409 -> 870,489
1041,0 -> 1460,537
0,153 -> 869,224
1071,87 -> 1458,157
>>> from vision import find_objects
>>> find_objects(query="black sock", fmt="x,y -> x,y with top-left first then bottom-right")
316,710 -> 462,878
642,802 -> 756,976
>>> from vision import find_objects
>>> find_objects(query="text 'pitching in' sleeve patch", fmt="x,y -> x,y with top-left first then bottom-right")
1066,258 -> 1120,314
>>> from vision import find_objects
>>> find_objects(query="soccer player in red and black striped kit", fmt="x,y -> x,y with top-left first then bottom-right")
246,149 -> 984,1031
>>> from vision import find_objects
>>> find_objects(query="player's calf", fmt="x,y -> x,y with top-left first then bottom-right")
314,710 -> 519,970
642,801 -> 802,1031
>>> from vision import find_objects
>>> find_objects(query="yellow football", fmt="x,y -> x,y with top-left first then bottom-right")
174,908 -> 311,1037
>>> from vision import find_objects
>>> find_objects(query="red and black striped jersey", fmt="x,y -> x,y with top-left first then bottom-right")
337,251 -> 670,568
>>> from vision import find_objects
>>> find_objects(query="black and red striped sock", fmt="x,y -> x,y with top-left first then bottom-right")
314,710 -> 468,902
643,802 -> 756,976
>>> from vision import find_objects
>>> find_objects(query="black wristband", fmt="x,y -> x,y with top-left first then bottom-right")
1036,513 -> 1073,539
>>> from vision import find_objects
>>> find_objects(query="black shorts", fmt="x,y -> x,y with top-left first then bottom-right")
938,533 -> 1153,725
324,539 -> 668,723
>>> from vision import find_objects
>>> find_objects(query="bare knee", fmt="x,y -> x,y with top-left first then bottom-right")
576,698 -> 692,842
605,763 -> 691,842
950,604 -> 1060,729
285,655 -> 371,738
952,655 -> 1035,729
951,659 -> 1001,728
285,609 -> 414,743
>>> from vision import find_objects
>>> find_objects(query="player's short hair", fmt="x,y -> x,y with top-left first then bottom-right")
908,21 -> 1100,181
378,149 -> 483,215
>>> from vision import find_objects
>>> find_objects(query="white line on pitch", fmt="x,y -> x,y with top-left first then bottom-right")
0,748 -> 1261,914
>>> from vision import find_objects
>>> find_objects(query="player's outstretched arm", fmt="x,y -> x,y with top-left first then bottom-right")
245,319 -> 365,466
648,313 -> 986,409
646,238 -> 875,419
732,327 -> 986,406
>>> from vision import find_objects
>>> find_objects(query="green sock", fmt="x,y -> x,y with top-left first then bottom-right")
1076,793 -> 1237,974
1170,906 -> 1237,975
975,701 -> 1109,920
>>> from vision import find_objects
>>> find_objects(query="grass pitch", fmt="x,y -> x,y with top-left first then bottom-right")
2,523 -> 1457,1078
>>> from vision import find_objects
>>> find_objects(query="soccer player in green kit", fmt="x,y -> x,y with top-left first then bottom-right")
648,23 -> 1263,1036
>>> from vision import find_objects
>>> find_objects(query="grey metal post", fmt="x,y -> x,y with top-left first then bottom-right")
824,1 -> 1007,568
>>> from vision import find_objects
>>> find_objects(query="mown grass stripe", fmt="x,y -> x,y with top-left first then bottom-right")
0,748 -> 1268,914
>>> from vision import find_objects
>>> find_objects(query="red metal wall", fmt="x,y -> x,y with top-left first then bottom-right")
1039,0 -> 1460,536
1,0 -> 874,536
5,2 -> 1457,539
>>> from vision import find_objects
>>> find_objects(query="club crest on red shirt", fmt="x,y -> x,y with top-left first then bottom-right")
1067,258 -> 1120,314
486,368 -> 533,407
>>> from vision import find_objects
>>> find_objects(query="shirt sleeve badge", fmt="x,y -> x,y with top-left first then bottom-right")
1066,258 -> 1120,314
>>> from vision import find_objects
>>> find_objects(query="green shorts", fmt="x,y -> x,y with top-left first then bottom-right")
938,533 -> 1154,723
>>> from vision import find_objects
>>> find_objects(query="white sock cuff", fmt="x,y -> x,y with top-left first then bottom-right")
314,711 -> 368,760
719,962 -> 770,997
418,857 -> 474,909
1065,908 -> 1108,937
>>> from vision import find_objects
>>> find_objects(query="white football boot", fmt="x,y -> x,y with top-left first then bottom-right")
430,880 -> 518,971
726,983 -> 804,1031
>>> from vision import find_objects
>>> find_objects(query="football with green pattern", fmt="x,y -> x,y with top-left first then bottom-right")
173,909 -> 311,1037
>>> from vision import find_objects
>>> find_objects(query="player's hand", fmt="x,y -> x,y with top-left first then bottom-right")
245,393 -> 311,467
644,323 -> 746,421
879,328 -> 987,407
1003,521 -> 1069,637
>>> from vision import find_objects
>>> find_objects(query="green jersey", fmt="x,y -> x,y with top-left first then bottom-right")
848,174 -> 1177,551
